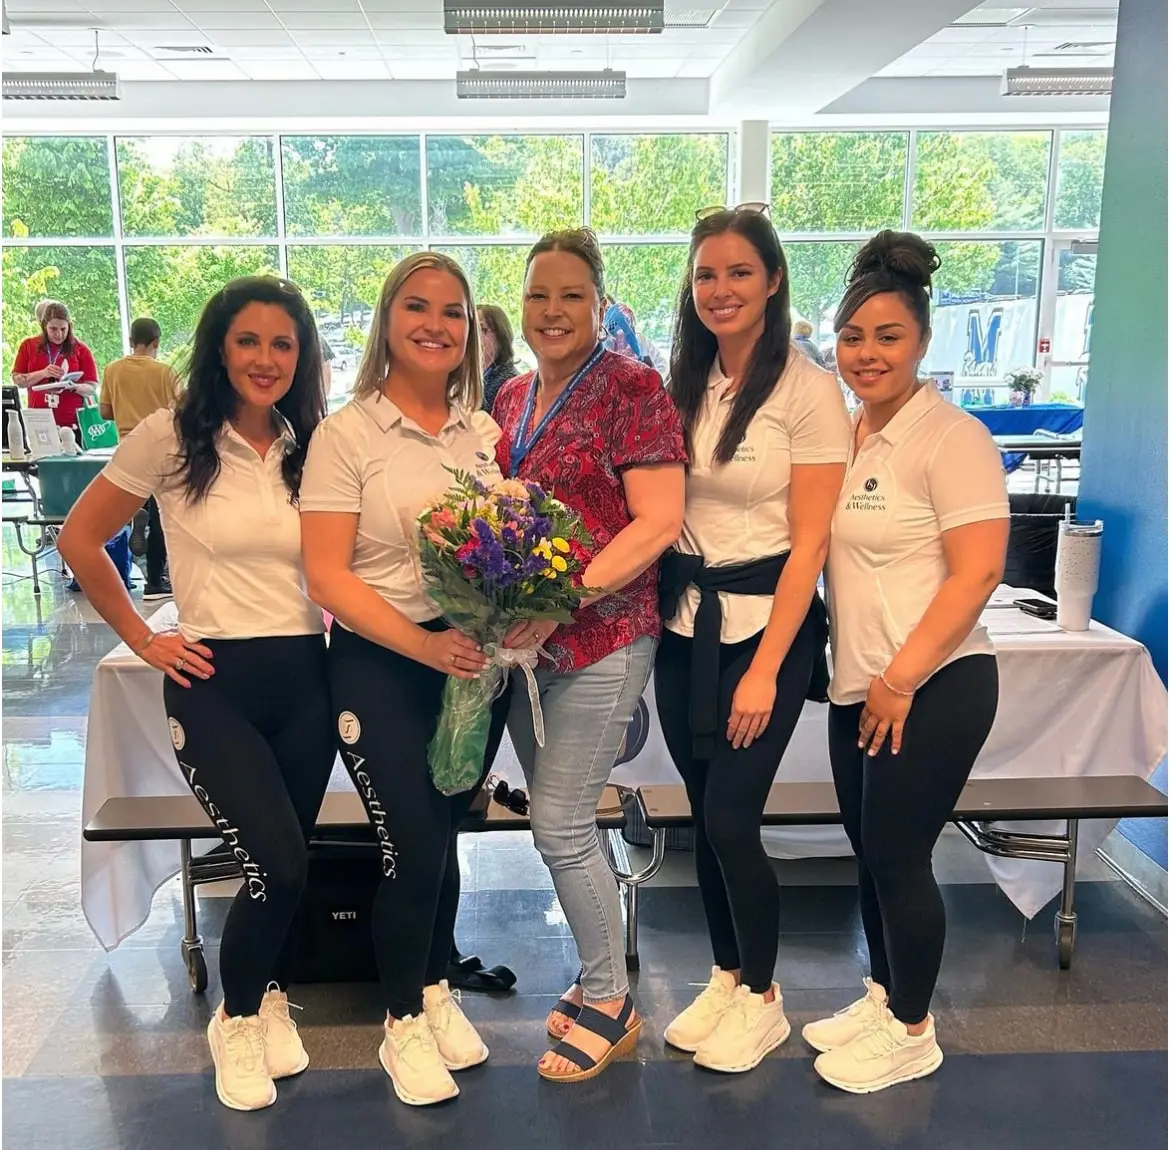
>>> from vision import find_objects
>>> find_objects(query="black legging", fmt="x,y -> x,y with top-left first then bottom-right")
163,633 -> 335,1018
144,496 -> 167,586
326,622 -> 510,1020
654,605 -> 824,994
828,654 -> 999,1025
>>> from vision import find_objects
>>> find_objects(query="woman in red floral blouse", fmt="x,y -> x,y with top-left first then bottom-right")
493,228 -> 686,1083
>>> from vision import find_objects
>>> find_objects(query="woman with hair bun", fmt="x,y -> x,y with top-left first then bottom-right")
802,231 -> 1009,1093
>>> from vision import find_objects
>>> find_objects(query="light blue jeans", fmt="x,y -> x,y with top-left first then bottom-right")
508,635 -> 656,1003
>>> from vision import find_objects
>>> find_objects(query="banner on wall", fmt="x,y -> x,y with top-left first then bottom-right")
925,298 -> 1038,382
924,294 -> 1094,385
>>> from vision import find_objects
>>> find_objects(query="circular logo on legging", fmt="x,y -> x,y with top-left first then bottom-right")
168,718 -> 186,751
338,711 -> 361,745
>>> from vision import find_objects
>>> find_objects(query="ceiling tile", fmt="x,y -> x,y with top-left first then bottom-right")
312,59 -> 391,79
161,57 -> 250,78
278,13 -> 371,29
92,13 -> 204,30
238,59 -> 322,79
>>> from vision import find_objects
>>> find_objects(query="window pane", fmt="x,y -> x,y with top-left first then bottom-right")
287,244 -> 419,406
426,136 -> 583,237
590,135 -> 728,235
117,137 -> 278,238
124,245 -> 280,360
281,136 -> 422,238
784,241 -> 862,351
603,243 -> 689,357
2,137 -> 113,238
2,246 -> 121,374
913,131 -> 1051,232
923,240 -> 1043,402
1054,130 -> 1107,229
771,133 -> 906,233
432,245 -> 531,361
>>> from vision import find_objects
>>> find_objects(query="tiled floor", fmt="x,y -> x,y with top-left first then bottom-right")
2,524 -> 1166,1150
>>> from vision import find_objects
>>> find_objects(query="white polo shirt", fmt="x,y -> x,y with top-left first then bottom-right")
826,383 -> 1010,705
299,391 -> 502,624
665,351 -> 851,643
102,408 -> 324,642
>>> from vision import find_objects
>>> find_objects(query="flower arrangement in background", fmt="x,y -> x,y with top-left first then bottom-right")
1005,366 -> 1043,407
417,471 -> 595,795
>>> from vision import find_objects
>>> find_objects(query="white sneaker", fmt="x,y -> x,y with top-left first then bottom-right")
813,1010 -> 943,1094
693,983 -> 791,1073
801,978 -> 888,1053
378,1013 -> 460,1106
664,967 -> 738,1053
259,982 -> 309,1079
423,980 -> 489,1070
207,1005 -> 277,1111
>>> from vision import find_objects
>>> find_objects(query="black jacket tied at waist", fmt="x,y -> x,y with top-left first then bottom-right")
659,549 -> 830,761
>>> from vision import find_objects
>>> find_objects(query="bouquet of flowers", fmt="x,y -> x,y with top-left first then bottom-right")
418,471 -> 594,796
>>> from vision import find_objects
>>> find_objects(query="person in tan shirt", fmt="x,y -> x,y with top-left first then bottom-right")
100,318 -> 181,600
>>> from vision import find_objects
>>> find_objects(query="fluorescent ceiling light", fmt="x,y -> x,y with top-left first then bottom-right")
952,8 -> 1034,27
445,3 -> 664,34
2,70 -> 121,100
1001,66 -> 1112,96
456,69 -> 627,98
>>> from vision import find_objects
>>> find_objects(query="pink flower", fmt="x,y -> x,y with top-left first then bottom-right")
432,508 -> 457,531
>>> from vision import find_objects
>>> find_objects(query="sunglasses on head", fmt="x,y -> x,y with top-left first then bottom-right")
695,201 -> 770,222
491,777 -> 529,816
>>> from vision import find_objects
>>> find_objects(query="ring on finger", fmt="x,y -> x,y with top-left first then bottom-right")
175,656 -> 186,671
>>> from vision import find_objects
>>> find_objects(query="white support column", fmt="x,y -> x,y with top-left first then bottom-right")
735,120 -> 771,207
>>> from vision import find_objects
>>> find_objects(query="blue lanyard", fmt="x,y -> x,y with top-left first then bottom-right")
508,342 -> 605,477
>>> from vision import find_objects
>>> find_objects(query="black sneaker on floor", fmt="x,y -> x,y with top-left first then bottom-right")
129,509 -> 149,558
143,579 -> 173,601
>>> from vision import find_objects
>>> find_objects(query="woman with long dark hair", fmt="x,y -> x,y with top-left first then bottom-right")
11,299 -> 100,434
655,207 -> 851,1074
477,303 -> 518,413
59,276 -> 334,1113
300,252 -> 512,1107
804,232 -> 1007,1093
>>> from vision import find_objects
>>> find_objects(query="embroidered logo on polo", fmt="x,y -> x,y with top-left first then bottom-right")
473,449 -> 498,479
845,477 -> 887,513
338,711 -> 361,745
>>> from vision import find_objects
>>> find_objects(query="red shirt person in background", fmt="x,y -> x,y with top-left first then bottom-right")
11,300 -> 100,432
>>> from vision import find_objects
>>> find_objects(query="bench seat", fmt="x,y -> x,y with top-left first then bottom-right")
636,775 -> 1168,829
83,784 -> 627,844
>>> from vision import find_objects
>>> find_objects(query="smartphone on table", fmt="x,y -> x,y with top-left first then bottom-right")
1014,598 -> 1058,620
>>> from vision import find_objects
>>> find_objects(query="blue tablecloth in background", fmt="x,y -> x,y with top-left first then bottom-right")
968,403 -> 1085,437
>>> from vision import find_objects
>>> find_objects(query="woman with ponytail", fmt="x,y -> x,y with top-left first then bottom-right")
654,207 -> 851,1074
802,231 -> 1009,1093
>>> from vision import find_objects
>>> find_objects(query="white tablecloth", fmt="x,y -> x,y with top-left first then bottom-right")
81,591 -> 1167,949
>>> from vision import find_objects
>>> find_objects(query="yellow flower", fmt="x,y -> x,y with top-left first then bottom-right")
543,566 -> 556,578
552,537 -> 570,553
551,555 -> 568,572
533,540 -> 552,561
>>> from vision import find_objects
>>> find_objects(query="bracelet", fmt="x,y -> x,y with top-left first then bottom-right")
133,632 -> 156,655
879,670 -> 916,697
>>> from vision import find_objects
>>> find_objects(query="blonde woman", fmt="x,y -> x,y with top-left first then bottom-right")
300,253 -> 512,1107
